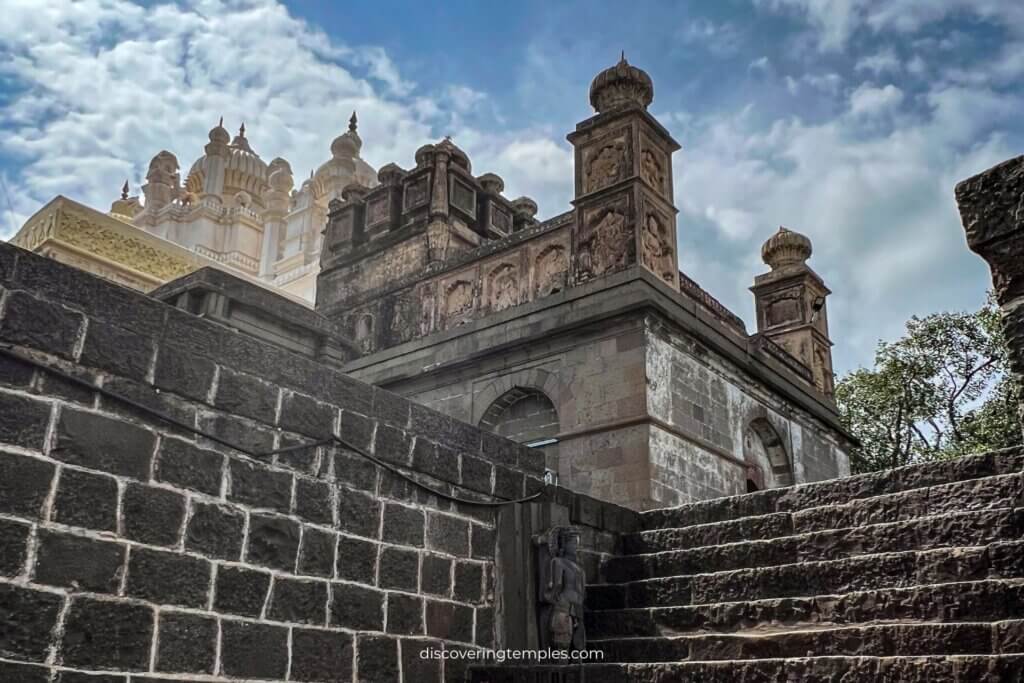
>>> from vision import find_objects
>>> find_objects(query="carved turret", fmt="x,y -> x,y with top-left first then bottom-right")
751,226 -> 835,397
568,56 -> 679,289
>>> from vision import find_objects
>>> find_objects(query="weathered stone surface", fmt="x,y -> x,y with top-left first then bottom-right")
356,634 -> 399,682
60,597 -> 153,671
336,535 -> 377,583
337,487 -> 381,538
0,583 -> 62,662
214,565 -> 271,618
246,514 -> 300,571
155,438 -> 223,496
386,593 -> 424,635
34,530 -> 124,594
291,628 -> 354,682
122,482 -> 186,546
329,582 -> 384,630
229,459 -> 292,513
125,547 -> 210,608
426,512 -> 469,557
0,290 -> 83,359
153,344 -> 215,402
80,319 -> 154,381
53,409 -> 155,480
51,468 -> 118,532
0,518 -> 29,577
425,600 -> 474,643
379,546 -> 419,591
298,526 -> 336,577
220,621 -> 288,679
0,451 -> 54,519
421,554 -> 452,596
185,501 -> 245,560
0,392 -> 50,451
156,611 -> 217,674
268,577 -> 327,625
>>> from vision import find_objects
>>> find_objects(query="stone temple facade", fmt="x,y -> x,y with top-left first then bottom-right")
316,57 -> 852,510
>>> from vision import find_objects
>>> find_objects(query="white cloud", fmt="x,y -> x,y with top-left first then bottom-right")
0,0 -> 567,237
848,83 -> 904,117
679,18 -> 744,57
855,49 -> 901,75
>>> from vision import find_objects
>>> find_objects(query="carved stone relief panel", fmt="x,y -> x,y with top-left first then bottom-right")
582,128 -> 631,195
440,274 -> 477,329
485,262 -> 521,313
450,176 -> 477,217
346,310 -> 376,354
366,194 -> 390,227
490,204 -> 513,235
639,205 -> 676,284
533,243 -> 569,298
388,291 -> 417,345
577,194 -> 633,281
417,282 -> 437,337
403,174 -> 430,210
639,135 -> 669,197
764,288 -> 805,328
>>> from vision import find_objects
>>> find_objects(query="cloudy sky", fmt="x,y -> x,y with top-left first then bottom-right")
1,0 -> 1021,375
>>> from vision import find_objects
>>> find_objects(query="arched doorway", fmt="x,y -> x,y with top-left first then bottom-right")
479,387 -> 560,476
742,417 -> 794,490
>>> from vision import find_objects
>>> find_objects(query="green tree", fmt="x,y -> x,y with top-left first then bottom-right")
836,298 -> 1021,473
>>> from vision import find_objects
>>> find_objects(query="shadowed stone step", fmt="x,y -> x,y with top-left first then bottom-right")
586,579 -> 1024,638
640,448 -> 1024,531
627,473 -> 1023,555
605,508 -> 1024,582
589,620 -> 1024,663
469,655 -> 1024,683
587,540 -> 1024,609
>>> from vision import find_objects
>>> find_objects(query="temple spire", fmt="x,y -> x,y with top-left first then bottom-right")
121,179 -> 129,200
239,122 -> 246,137
349,111 -> 358,133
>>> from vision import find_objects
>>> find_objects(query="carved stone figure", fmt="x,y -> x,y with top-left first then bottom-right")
579,208 -> 628,279
443,280 -> 474,326
584,139 -> 626,193
488,265 -> 518,312
353,313 -> 374,354
640,212 -> 675,282
418,286 -> 436,337
536,526 -> 586,652
641,149 -> 665,193
535,245 -> 568,297
389,295 -> 415,344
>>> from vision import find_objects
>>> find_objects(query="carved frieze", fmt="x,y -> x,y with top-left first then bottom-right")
349,311 -> 375,354
639,207 -> 676,284
577,195 -> 632,281
388,293 -> 417,345
403,174 -> 430,210
582,129 -> 630,195
486,263 -> 520,313
534,244 -> 569,298
640,136 -> 669,197
450,176 -> 477,217
366,194 -> 390,227
763,288 -> 804,328
442,278 -> 476,328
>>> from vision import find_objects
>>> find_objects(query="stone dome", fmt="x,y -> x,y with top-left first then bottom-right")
589,54 -> 654,113
313,113 -> 377,200
208,118 -> 230,146
268,157 -> 294,192
186,122 -> 270,206
762,226 -> 812,270
330,112 -> 362,159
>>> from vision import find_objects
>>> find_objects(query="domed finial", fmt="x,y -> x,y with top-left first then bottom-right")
121,179 -> 129,200
349,111 -> 357,133
239,122 -> 246,137
589,55 -> 654,113
761,226 -> 813,270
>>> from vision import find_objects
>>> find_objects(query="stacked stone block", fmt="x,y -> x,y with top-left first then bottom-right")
472,448 -> 1024,681
0,242 -> 552,682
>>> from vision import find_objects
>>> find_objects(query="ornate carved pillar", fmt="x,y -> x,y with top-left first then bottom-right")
426,149 -> 452,263
955,155 -> 1024,436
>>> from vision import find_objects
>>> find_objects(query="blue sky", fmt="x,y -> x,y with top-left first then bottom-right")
1,0 -> 1022,375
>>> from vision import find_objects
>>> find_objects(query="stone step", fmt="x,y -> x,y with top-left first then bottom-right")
626,472 -> 1023,554
639,448 -> 1024,532
605,507 -> 1024,582
586,579 -> 1024,638
587,540 -> 1024,610
468,655 -> 1024,683
588,620 -> 1024,663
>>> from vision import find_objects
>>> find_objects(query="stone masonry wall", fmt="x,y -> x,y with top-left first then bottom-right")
0,242 -> 584,683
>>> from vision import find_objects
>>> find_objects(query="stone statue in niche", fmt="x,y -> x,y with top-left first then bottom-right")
765,292 -> 803,327
536,526 -> 586,652
640,212 -> 675,282
389,295 -> 415,344
641,149 -> 665,194
353,313 -> 374,354
418,287 -> 436,337
585,139 -> 626,193
535,245 -> 568,298
488,265 -> 519,312
579,208 -> 628,278
444,280 -> 474,326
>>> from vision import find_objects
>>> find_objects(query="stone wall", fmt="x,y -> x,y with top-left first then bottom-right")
0,242 -> 636,682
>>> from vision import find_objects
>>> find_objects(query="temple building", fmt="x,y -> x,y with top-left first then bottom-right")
313,56 -> 852,509
11,114 -> 376,301
7,57 -> 851,510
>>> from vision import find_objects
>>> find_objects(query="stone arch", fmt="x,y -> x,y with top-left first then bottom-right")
475,368 -> 562,476
743,417 -> 793,490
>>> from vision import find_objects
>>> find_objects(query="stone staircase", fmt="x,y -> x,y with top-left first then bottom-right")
470,449 -> 1024,682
